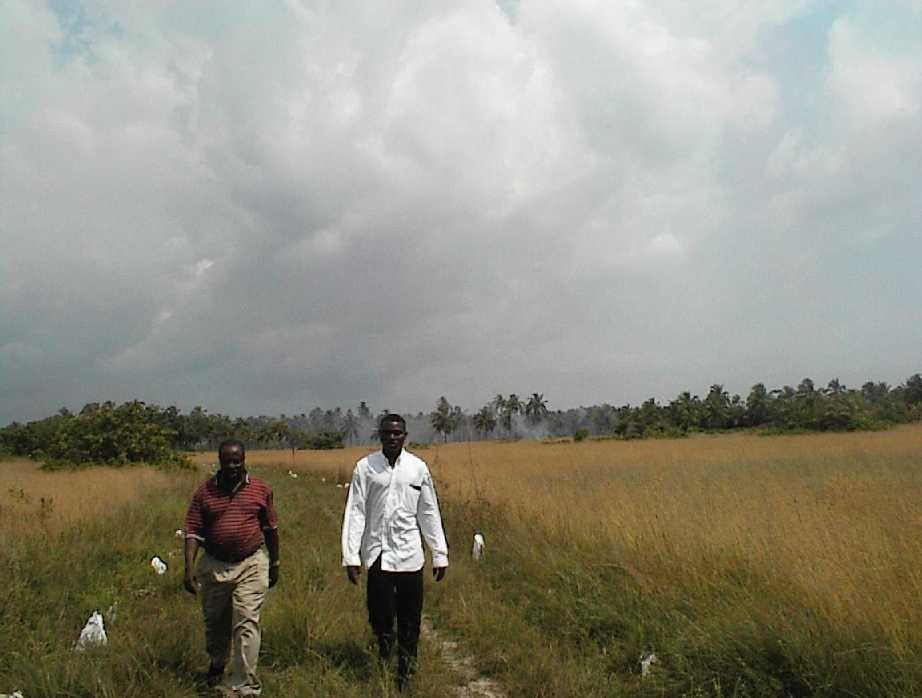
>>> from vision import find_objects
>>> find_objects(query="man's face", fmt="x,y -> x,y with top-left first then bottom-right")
379,420 -> 407,457
219,444 -> 246,486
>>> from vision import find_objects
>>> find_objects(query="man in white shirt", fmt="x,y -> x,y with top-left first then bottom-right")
341,413 -> 449,689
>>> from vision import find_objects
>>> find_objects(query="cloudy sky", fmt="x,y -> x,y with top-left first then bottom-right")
2,0 -> 921,424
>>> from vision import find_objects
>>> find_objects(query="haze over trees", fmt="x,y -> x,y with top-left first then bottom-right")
2,373 -> 921,467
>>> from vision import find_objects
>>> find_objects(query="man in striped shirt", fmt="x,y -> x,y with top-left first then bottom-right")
184,439 -> 280,696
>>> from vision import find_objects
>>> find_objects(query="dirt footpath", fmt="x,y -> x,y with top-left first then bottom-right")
421,616 -> 506,698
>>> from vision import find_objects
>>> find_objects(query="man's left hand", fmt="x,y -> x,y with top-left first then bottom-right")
269,565 -> 280,588
433,566 -> 447,582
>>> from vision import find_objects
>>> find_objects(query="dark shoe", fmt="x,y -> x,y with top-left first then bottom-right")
396,671 -> 414,692
205,663 -> 225,688
378,634 -> 395,661
396,656 -> 416,691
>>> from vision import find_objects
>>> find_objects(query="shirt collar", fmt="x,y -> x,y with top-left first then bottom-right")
213,471 -> 250,492
378,449 -> 403,468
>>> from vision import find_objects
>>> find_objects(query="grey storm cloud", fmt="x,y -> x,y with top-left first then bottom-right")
1,0 -> 921,424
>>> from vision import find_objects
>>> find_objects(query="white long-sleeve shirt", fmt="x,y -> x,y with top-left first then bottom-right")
341,449 -> 449,572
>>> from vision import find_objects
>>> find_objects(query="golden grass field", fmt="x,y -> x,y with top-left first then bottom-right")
0,457 -> 183,536
5,425 -> 922,696
197,426 -> 922,660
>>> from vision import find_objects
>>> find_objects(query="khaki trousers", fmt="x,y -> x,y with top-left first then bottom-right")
198,548 -> 269,696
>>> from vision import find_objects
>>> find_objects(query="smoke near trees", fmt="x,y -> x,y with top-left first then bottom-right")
2,373 -> 922,467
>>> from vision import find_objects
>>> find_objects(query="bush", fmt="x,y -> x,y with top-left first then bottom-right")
910,404 -> 922,422
622,422 -> 646,440
573,428 -> 590,442
1,402 -> 189,468
302,430 -> 344,450
645,424 -> 689,439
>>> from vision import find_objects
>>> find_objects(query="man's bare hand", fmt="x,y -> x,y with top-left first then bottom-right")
346,566 -> 361,585
183,570 -> 198,595
268,565 -> 280,588
433,566 -> 447,582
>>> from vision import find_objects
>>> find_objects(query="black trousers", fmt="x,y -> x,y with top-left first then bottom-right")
366,556 -> 423,678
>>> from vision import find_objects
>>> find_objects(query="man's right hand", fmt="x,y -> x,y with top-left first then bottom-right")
184,570 -> 198,595
346,566 -> 361,585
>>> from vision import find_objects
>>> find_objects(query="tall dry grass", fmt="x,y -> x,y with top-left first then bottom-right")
421,429 -> 922,642
414,426 -> 922,695
202,428 -> 922,650
0,458 -> 183,536
211,430 -> 922,671
11,427 -> 916,695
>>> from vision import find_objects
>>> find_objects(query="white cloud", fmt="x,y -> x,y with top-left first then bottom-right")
827,18 -> 921,121
1,1 -> 921,422
193,259 -> 214,278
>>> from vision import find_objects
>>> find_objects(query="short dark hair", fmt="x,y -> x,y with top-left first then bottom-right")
218,439 -> 246,461
378,413 -> 406,430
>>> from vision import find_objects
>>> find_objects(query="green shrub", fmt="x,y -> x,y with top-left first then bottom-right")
1,402 -> 190,468
302,430 -> 345,450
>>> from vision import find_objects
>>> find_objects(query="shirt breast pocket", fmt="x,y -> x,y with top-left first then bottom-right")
404,482 -> 422,510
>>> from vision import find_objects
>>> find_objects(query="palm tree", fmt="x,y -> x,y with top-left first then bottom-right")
500,394 -> 522,437
703,384 -> 730,430
430,397 -> 456,442
472,405 -> 497,439
524,393 -> 548,426
669,391 -> 700,432
905,374 -> 922,405
257,419 -> 289,448
342,409 -> 359,445
745,383 -> 769,427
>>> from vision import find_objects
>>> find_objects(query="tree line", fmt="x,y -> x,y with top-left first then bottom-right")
0,401 -> 363,467
1,374 -> 920,467
542,375 -> 922,441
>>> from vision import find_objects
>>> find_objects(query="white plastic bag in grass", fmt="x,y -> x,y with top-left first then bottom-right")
640,651 -> 658,677
150,555 -> 168,575
0,691 -> 24,697
74,611 -> 107,652
472,532 -> 485,560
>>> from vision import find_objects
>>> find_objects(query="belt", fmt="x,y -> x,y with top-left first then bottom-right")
207,546 -> 261,564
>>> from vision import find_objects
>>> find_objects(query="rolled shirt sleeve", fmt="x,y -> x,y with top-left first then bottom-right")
184,488 -> 206,542
260,488 -> 279,532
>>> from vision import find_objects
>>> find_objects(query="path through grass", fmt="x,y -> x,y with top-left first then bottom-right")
5,426 -> 922,696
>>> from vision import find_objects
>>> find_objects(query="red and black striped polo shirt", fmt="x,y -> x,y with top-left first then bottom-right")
185,473 -> 278,562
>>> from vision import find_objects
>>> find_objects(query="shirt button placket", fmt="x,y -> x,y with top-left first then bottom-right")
384,469 -> 395,567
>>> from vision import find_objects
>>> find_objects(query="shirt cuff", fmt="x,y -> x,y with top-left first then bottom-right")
431,554 -> 449,568
342,556 -> 361,567
185,533 -> 205,542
